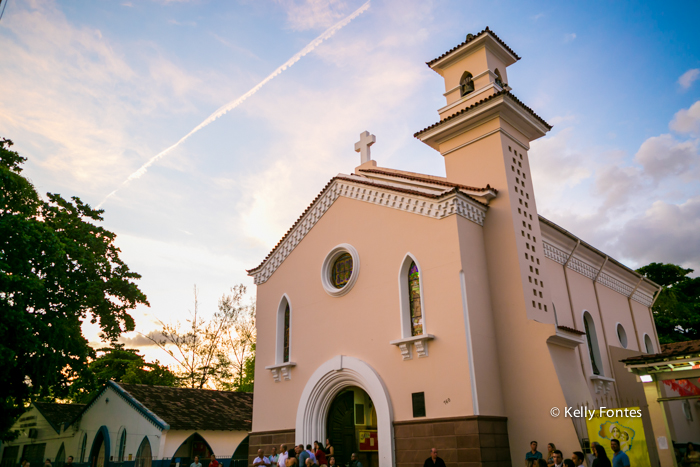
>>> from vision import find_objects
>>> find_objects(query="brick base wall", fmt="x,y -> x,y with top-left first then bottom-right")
248,429 -> 295,466
394,415 -> 511,467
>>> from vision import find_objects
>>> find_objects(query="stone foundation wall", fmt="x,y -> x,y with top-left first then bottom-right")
394,415 -> 511,467
248,429 -> 295,466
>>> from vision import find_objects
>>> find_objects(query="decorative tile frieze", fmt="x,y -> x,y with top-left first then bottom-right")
542,241 -> 653,307
250,178 -> 487,285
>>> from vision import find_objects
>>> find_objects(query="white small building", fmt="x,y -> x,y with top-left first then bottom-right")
1,382 -> 252,467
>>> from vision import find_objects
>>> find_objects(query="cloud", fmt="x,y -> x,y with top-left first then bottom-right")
0,0 -> 227,192
634,134 -> 698,182
276,0 -> 351,31
564,33 -> 576,43
531,13 -> 544,21
679,68 -> 700,90
615,196 -> 700,269
118,331 -> 168,347
670,101 -> 700,136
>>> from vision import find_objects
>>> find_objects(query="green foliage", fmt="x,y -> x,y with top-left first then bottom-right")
637,262 -> 700,344
235,342 -> 255,393
0,138 -> 148,440
68,344 -> 177,403
150,285 -> 255,391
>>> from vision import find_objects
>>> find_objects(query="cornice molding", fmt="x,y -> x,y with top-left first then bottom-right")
542,240 -> 654,307
248,178 -> 488,285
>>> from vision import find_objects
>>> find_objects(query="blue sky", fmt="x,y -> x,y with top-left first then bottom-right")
1,0 -> 699,362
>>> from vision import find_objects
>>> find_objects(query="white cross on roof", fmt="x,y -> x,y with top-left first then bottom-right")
354,131 -> 376,164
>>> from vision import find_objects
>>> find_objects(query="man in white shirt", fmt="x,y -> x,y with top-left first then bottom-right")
277,445 -> 288,467
253,449 -> 271,467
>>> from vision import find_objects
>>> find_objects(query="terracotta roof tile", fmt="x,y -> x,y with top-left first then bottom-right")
557,325 -> 586,336
34,402 -> 86,433
414,90 -> 552,138
115,383 -> 253,432
247,175 -> 488,274
427,27 -> 520,67
358,168 -> 498,194
621,339 -> 700,364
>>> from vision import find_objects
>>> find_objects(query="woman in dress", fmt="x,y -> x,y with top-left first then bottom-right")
286,449 -> 298,467
314,441 -> 327,467
324,440 -> 334,457
546,444 -> 556,467
592,444 -> 612,467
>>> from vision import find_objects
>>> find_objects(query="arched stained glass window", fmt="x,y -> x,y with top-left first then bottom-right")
408,261 -> 423,336
283,303 -> 290,363
332,253 -> 353,288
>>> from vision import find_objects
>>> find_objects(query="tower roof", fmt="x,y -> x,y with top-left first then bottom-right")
427,27 -> 520,70
413,90 -> 552,139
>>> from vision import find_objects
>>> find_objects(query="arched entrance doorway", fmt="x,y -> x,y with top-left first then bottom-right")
135,437 -> 152,467
327,387 -> 378,467
89,426 -> 110,467
296,356 -> 394,466
170,434 -> 213,467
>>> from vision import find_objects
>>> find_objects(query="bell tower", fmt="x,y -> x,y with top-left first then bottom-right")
415,27 -> 553,323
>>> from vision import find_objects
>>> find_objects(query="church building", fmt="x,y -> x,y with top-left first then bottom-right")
246,29 -> 664,467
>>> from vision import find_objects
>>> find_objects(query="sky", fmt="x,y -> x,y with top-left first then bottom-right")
1,0 -> 699,366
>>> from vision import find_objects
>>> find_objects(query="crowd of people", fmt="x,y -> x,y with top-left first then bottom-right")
249,443 -> 446,467
250,439 -> 345,467
525,440 -> 629,467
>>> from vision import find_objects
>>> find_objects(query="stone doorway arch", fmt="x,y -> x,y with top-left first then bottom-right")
295,356 -> 394,466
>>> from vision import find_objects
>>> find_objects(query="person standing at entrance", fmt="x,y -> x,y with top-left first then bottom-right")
552,450 -> 564,467
572,452 -> 585,467
209,454 -> 219,467
349,453 -> 362,467
610,440 -> 630,467
190,456 -> 202,467
423,448 -> 446,467
527,442 -> 543,461
313,442 -> 327,466
254,449 -> 271,467
65,457 -> 73,467
297,446 -> 309,467
277,445 -> 288,467
268,447 -> 279,465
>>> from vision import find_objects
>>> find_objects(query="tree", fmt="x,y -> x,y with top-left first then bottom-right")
149,286 -> 237,389
0,138 -> 149,440
68,344 -> 177,403
637,262 -> 700,344
224,295 -> 256,392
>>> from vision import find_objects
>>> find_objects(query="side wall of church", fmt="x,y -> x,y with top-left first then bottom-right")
252,196 -> 484,434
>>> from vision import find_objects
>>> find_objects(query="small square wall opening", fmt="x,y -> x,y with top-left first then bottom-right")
412,392 -> 426,418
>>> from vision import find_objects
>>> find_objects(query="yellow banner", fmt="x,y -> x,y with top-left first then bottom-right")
585,407 -> 650,467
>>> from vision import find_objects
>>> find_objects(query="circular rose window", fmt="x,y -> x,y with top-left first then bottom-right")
321,244 -> 360,297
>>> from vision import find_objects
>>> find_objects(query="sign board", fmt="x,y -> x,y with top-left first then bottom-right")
358,430 -> 378,452
585,407 -> 651,467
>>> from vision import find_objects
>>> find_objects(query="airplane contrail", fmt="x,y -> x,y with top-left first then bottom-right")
98,0 -> 371,208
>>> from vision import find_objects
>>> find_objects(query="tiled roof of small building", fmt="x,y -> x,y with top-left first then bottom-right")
33,402 -> 86,433
427,27 -> 520,67
414,90 -> 552,138
621,339 -> 700,364
115,383 -> 253,432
